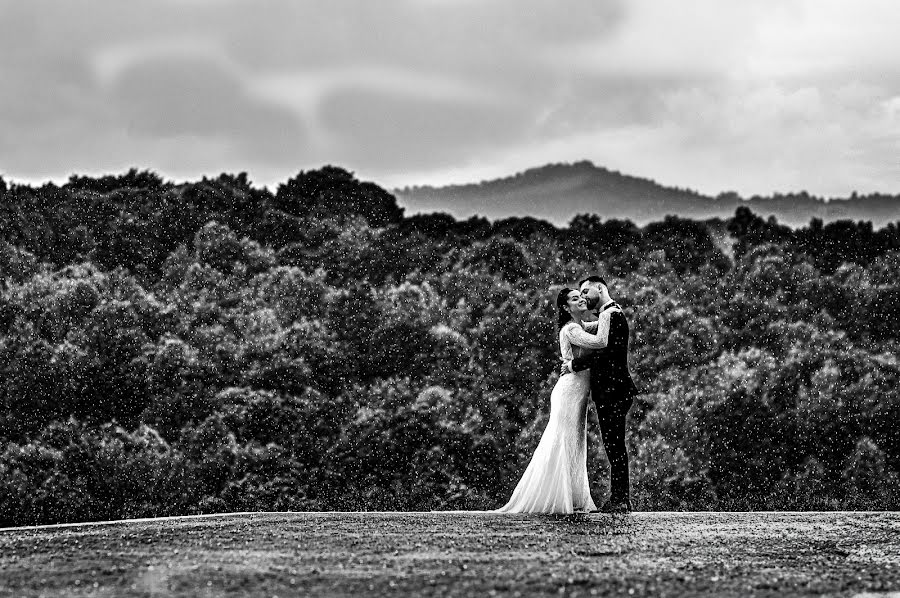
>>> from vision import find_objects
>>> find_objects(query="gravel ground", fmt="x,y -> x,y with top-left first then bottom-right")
1,511 -> 899,597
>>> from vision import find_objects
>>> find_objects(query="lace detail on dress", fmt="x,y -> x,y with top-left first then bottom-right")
560,314 -> 612,360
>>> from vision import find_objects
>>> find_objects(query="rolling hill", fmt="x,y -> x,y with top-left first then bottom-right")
394,161 -> 900,227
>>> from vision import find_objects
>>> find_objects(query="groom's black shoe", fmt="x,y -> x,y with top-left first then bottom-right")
598,498 -> 632,514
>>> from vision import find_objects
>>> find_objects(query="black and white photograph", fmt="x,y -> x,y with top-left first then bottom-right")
1,1 -> 899,596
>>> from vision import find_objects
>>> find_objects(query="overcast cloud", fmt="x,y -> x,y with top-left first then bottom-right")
1,0 -> 898,196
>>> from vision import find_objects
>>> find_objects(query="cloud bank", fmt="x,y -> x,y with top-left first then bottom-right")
0,0 -> 897,196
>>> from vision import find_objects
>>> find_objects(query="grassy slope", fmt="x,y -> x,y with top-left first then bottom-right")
1,512 -> 899,597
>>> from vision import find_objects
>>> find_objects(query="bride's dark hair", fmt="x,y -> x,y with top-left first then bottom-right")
556,287 -> 575,329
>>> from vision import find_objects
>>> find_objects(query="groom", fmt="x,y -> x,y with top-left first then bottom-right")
562,276 -> 638,513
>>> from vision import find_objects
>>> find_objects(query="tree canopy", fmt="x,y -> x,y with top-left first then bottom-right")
1,167 -> 899,525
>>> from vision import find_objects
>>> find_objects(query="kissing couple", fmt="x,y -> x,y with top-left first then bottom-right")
495,275 -> 639,514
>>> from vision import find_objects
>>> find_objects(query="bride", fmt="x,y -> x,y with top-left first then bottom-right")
494,287 -> 611,514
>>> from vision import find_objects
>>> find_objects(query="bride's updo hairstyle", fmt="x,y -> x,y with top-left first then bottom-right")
556,287 -> 575,329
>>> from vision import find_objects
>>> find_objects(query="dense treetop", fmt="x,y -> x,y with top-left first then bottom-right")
1,167 -> 898,525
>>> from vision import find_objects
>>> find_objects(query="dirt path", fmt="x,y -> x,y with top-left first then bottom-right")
1,512 -> 899,597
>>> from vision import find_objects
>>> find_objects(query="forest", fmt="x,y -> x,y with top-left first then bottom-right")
1,166 -> 899,526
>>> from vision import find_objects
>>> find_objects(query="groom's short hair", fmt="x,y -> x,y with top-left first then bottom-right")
579,275 -> 607,289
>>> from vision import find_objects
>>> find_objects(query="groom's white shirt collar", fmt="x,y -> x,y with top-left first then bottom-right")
598,299 -> 615,312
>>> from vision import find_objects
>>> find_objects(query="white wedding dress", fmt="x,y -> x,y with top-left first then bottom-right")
495,316 -> 611,514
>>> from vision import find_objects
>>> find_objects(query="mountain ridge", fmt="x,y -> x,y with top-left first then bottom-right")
393,161 -> 900,227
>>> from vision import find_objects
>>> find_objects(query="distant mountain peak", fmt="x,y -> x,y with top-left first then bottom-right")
398,160 -> 698,196
393,161 -> 899,227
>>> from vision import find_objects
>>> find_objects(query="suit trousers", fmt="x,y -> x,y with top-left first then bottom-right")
593,392 -> 634,503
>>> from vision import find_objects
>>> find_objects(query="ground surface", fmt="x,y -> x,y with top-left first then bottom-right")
1,511 -> 899,597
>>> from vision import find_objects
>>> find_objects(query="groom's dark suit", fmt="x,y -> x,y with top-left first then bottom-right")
571,301 -> 638,506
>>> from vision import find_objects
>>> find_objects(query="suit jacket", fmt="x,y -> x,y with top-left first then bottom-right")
571,303 -> 638,402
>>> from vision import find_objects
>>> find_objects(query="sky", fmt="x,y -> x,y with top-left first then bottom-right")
1,0 -> 898,197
